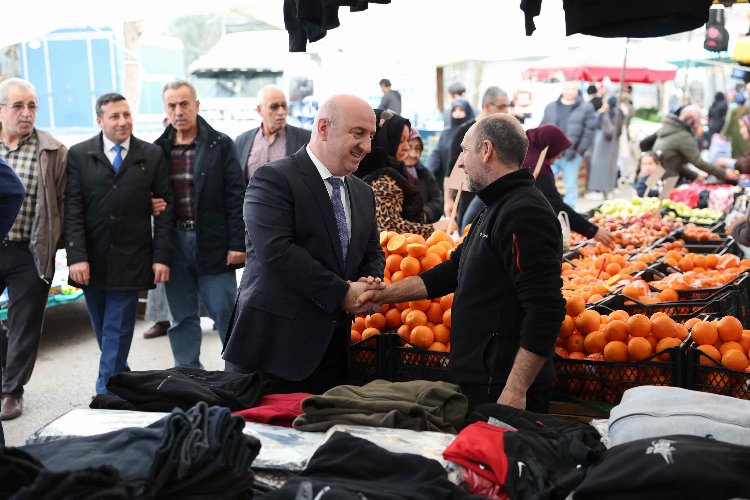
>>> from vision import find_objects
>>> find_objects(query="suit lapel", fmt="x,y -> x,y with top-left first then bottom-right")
296,150 -> 346,275
345,178 -> 367,277
87,134 -> 114,173
117,137 -> 144,177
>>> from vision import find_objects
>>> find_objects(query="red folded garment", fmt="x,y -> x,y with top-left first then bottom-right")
232,392 -> 311,427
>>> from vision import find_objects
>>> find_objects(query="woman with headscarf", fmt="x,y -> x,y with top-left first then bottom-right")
354,109 -> 455,238
587,95 -> 625,196
526,125 -> 614,246
426,99 -> 475,189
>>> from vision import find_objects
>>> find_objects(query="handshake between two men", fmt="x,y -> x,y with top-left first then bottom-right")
340,275 -> 429,316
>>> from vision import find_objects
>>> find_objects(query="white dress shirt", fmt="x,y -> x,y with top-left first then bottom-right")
307,145 -> 352,239
102,135 -> 131,166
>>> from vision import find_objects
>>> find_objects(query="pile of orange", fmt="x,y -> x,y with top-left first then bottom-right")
687,316 -> 750,372
683,223 -> 721,241
555,298 -> 687,364
351,230 -> 457,352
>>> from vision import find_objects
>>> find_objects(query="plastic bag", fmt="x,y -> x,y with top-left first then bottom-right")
559,211 -> 571,252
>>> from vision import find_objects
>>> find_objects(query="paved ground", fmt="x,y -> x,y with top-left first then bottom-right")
2,300 -> 224,447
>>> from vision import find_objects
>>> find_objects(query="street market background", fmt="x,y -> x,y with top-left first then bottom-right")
3,0 -> 750,446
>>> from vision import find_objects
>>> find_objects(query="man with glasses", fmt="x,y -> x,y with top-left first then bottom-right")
236,85 -> 310,185
154,80 -> 245,369
447,86 -> 510,229
0,78 -> 67,420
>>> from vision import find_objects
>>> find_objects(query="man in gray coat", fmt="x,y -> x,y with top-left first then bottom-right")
540,80 -> 598,208
235,85 -> 311,184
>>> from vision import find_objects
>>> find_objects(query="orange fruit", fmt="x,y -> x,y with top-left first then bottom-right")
678,256 -> 694,272
609,310 -> 630,323
628,336 -> 653,361
555,347 -> 570,358
442,309 -> 452,328
379,230 -> 390,247
655,337 -> 681,361
351,330 -> 362,344
439,294 -> 454,311
384,308 -> 402,329
574,310 -> 601,335
717,316 -> 743,342
587,294 -> 604,304
627,314 -> 652,338
396,324 -> 411,343
569,351 -> 586,360
406,243 -> 428,258
722,350 -> 749,371
428,341 -> 448,352
352,316 -> 366,333
425,230 -> 451,246
691,321 -> 718,346
420,252 -> 443,271
603,340 -> 629,362
365,313 -> 386,330
684,317 -> 701,330
559,315 -> 575,338
408,299 -> 431,312
738,331 -> 750,352
604,320 -> 629,342
362,327 -> 380,339
566,295 -> 586,317
697,344 -> 721,366
650,311 -> 668,321
390,271 -> 405,283
400,307 -> 413,324
386,234 -> 408,255
426,302 -> 444,324
405,234 -> 426,245
621,285 -> 645,299
410,325 -> 434,348
584,330 -> 608,354
566,333 -> 585,353
400,256 -> 421,277
605,262 -> 621,275
651,316 -> 677,340
719,341 -> 745,357
427,245 -> 448,260
657,288 -> 679,302
704,254 -> 719,269
432,324 -> 451,344
675,323 -> 689,341
645,335 -> 658,351
404,310 -> 428,329
385,254 -> 403,273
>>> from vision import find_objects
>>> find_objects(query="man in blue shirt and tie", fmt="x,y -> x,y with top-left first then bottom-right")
65,93 -> 173,395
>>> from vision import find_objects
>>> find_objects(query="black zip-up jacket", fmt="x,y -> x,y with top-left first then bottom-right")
155,115 -> 246,276
420,168 -> 565,386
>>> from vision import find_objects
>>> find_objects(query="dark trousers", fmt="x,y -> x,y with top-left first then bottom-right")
226,323 -> 348,396
0,242 -> 51,397
83,289 -> 139,395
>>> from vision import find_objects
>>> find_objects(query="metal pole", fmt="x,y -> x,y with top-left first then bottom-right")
604,38 -> 629,197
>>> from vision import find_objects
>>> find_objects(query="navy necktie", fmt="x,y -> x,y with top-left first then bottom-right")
112,144 -> 124,173
327,177 -> 348,263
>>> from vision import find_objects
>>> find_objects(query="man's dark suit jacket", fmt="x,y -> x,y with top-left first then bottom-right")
235,124 -> 311,183
222,148 -> 384,381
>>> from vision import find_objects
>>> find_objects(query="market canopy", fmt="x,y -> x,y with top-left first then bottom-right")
522,42 -> 679,83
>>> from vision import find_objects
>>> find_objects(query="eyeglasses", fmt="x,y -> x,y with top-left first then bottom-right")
266,102 -> 287,111
378,109 -> 397,128
0,102 -> 39,113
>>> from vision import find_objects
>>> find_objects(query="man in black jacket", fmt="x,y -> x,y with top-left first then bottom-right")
155,80 -> 245,369
65,93 -> 173,395
235,85 -> 310,185
357,114 -> 566,412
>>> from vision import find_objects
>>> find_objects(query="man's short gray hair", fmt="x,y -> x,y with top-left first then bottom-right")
481,86 -> 507,107
0,78 -> 36,104
162,79 -> 197,100
473,115 -> 528,168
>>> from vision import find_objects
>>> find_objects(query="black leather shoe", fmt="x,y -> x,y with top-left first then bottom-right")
0,395 -> 22,420
143,321 -> 170,339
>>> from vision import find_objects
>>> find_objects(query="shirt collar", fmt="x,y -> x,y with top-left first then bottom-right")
307,145 -> 345,184
261,123 -> 286,139
103,134 -> 131,154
